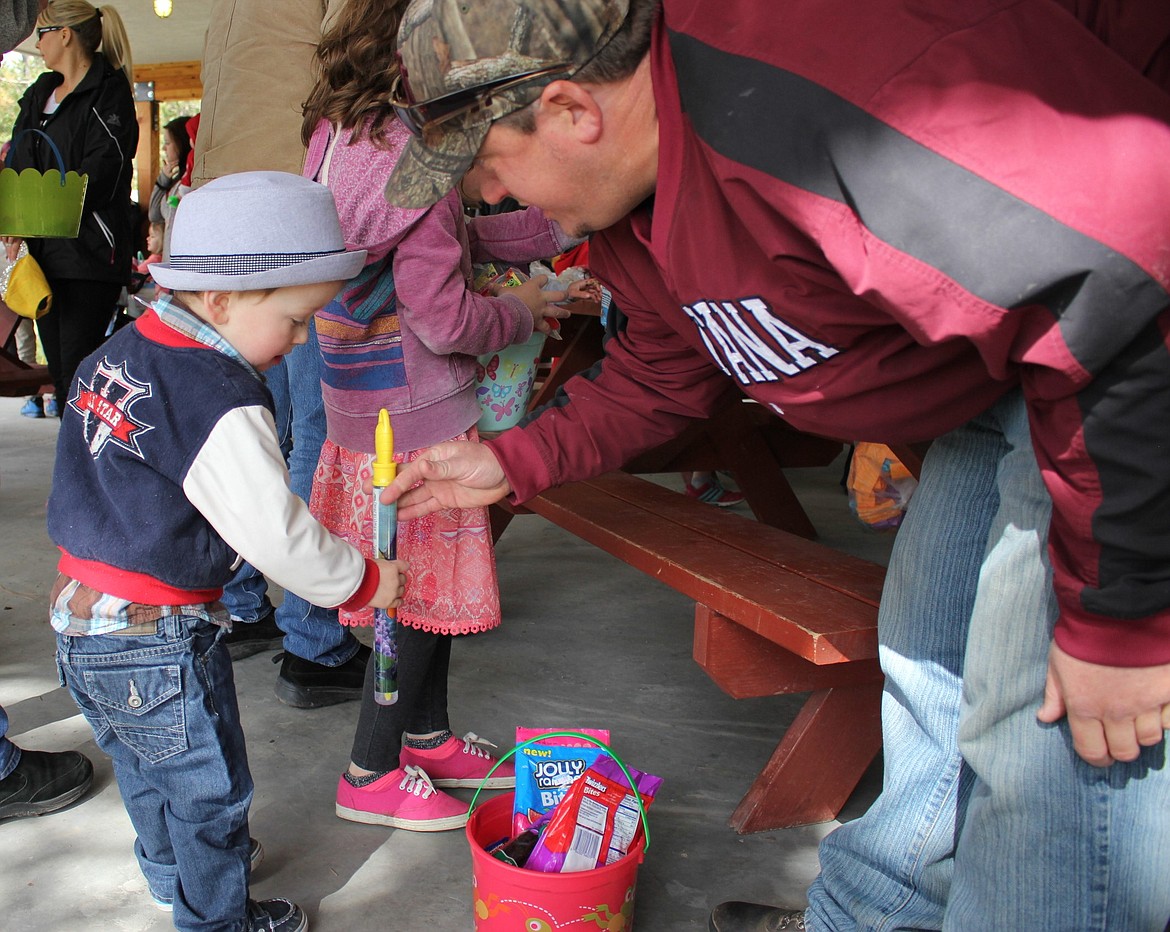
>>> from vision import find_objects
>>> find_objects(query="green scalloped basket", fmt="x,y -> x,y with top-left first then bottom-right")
0,167 -> 88,238
0,129 -> 88,239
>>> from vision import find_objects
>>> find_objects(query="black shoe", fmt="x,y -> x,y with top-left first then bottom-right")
273,643 -> 371,709
709,902 -> 807,932
246,897 -> 307,932
0,749 -> 94,820
223,611 -> 285,661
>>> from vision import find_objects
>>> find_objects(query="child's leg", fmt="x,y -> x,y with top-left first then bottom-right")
405,633 -> 452,737
337,626 -> 468,830
396,634 -> 515,791
348,624 -> 446,772
57,615 -> 254,930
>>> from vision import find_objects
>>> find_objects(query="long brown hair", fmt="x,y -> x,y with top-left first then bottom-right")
300,0 -> 409,149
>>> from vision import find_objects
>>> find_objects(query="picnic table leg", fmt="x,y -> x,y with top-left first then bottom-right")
729,679 -> 884,833
693,606 -> 884,833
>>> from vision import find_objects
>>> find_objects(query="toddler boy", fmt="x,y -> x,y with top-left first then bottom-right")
47,172 -> 406,932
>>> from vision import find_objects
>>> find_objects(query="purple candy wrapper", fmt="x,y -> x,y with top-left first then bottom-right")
525,756 -> 662,873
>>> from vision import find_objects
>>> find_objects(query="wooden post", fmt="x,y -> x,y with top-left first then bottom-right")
129,61 -> 202,248
135,100 -> 159,218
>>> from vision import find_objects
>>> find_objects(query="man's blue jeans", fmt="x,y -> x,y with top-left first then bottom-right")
221,320 -> 359,666
807,390 -> 1170,930
0,703 -> 19,779
57,616 -> 253,932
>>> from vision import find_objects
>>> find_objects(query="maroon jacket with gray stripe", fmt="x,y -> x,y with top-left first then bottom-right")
488,0 -> 1170,667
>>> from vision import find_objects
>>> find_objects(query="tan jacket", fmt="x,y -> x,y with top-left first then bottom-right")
192,0 -> 344,186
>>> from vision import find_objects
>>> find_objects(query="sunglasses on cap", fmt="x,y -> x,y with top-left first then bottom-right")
388,60 -> 572,139
36,25 -> 65,38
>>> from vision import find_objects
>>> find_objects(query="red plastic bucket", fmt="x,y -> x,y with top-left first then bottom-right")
468,791 -> 645,931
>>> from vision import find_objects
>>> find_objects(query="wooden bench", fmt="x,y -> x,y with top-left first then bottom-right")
516,469 -> 885,833
0,300 -> 51,398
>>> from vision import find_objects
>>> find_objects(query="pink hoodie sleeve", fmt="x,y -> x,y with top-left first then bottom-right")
392,193 -> 534,357
466,206 -> 580,265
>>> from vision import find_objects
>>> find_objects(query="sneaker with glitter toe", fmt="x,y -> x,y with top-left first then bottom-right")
335,765 -> 468,831
399,732 -> 515,789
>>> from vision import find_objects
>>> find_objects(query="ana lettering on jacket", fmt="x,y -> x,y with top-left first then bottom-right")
682,296 -> 839,384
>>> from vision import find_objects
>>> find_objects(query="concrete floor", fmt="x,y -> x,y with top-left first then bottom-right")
0,395 -> 894,932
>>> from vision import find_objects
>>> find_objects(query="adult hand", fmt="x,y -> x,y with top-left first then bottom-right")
3,236 -> 24,261
566,277 -> 603,304
380,441 -> 511,521
1037,642 -> 1170,766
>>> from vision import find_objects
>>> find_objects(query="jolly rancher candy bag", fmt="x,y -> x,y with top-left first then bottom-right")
512,727 -> 611,837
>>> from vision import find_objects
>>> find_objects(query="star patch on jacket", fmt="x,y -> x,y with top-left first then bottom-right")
70,357 -> 154,459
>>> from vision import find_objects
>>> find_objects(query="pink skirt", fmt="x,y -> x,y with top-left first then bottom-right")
309,431 -> 501,635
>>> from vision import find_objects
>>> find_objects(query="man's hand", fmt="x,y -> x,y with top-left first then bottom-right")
1037,642 -> 1170,766
380,441 -> 511,521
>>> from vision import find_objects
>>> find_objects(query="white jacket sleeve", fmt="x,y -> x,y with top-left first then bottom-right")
183,405 -> 368,608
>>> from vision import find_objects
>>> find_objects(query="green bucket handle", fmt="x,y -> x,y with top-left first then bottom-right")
5,129 -> 71,186
469,730 -> 651,853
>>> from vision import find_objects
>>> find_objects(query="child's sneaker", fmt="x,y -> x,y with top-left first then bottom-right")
19,396 -> 43,418
335,765 -> 468,831
685,475 -> 746,507
43,397 -> 59,418
399,732 -> 515,789
246,897 -> 307,932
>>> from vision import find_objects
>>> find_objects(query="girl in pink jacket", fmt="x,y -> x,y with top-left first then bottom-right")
299,0 -> 576,832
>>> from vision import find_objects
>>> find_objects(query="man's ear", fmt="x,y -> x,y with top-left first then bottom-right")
538,80 -> 603,144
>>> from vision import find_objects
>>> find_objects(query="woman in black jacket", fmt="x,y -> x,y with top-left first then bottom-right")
3,1 -> 136,417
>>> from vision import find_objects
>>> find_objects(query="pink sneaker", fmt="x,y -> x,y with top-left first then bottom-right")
335,765 -> 469,831
399,732 -> 516,790
685,476 -> 746,507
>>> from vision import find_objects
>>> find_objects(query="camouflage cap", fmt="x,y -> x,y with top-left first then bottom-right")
384,0 -> 630,208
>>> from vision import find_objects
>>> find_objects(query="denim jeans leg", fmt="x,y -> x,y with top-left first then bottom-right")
808,404 -> 1000,931
220,359 -> 292,625
0,703 -> 19,779
277,320 -> 357,666
219,561 -> 275,624
57,618 -> 253,932
947,394 -> 1170,930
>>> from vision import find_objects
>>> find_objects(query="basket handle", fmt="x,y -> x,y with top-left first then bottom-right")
468,730 -> 651,853
5,129 -> 70,187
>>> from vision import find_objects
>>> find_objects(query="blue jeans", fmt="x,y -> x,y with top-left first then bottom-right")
221,320 -> 359,666
57,616 -> 253,932
808,390 -> 1170,931
0,703 -> 18,779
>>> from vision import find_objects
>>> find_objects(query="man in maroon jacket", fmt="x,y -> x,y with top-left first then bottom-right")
382,0 -> 1170,928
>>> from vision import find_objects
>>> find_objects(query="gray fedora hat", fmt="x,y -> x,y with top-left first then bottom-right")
149,171 -> 367,291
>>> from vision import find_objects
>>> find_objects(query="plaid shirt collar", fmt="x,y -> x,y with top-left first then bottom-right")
150,293 -> 264,383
